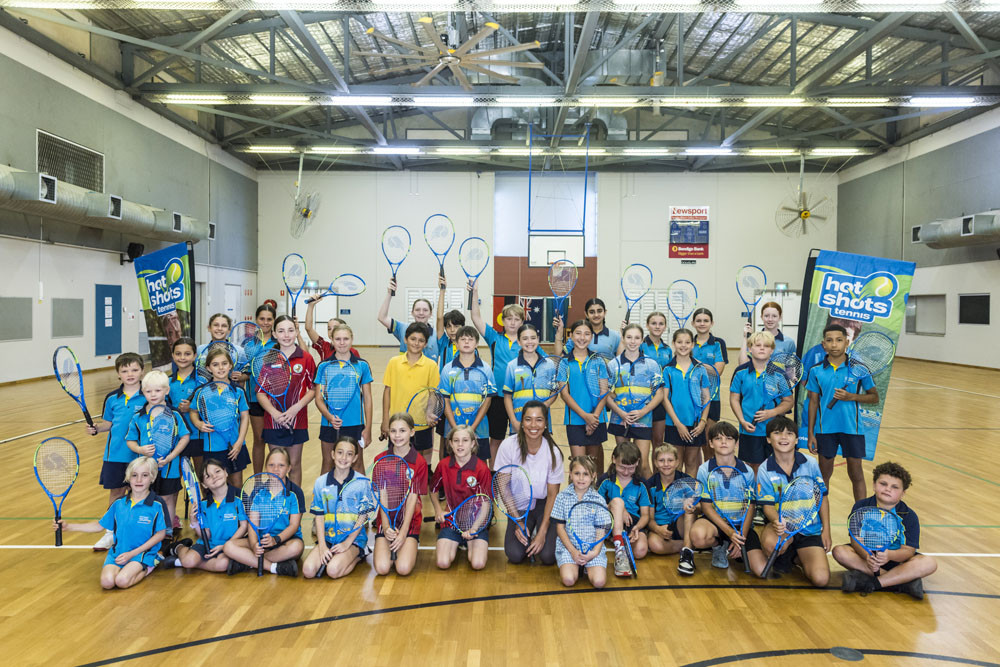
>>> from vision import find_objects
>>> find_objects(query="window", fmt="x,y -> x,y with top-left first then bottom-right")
905,294 -> 945,336
958,294 -> 990,325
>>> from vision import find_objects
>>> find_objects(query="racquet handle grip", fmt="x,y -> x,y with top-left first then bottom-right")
84,410 -> 95,429
55,523 -> 63,547
826,397 -> 839,410
624,311 -> 631,325
390,288 -> 396,296
439,265 -> 445,278
467,291 -> 474,310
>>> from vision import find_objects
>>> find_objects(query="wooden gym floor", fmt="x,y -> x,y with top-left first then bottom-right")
0,349 -> 998,667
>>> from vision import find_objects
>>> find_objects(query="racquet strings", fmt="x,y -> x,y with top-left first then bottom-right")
849,507 -> 901,552
548,260 -> 578,297
35,438 -> 77,495
53,347 -> 84,399
450,494 -> 493,534
736,265 -> 766,302
492,467 -> 532,519
778,477 -> 822,531
687,363 -> 721,409
567,501 -> 613,548
663,478 -> 701,521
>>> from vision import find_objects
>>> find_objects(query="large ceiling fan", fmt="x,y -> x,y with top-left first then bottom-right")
361,17 -> 543,91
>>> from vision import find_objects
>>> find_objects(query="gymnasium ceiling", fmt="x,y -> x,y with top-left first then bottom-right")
3,5 -> 1000,172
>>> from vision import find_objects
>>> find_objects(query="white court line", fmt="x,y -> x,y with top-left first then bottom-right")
892,377 -> 1000,400
0,419 -> 85,445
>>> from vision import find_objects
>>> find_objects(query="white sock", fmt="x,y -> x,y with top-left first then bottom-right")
173,558 -> 182,568
269,563 -> 278,574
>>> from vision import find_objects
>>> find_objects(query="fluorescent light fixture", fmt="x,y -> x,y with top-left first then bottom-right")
413,96 -> 476,107
308,146 -> 361,154
247,145 -> 296,153
745,97 -> 805,107
826,97 -> 891,106
560,148 -> 606,156
497,97 -> 558,106
250,95 -> 312,105
577,97 -> 639,107
372,146 -> 422,155
373,0 -> 453,4
328,95 -> 393,106
858,0 -> 943,4
685,147 -> 734,155
907,96 -> 976,107
494,0 -> 581,4
623,148 -> 673,156
495,148 -> 546,156
614,0 -> 699,4
433,148 -> 486,155
165,94 -> 227,104
747,148 -> 799,156
658,97 -> 723,106
736,0 -> 814,4
811,148 -> 862,155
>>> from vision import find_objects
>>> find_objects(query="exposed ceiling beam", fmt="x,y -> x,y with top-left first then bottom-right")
550,12 -> 603,148
133,10 -> 248,85
945,11 -> 1000,79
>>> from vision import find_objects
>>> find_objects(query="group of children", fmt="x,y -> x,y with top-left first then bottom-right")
57,275 -> 934,599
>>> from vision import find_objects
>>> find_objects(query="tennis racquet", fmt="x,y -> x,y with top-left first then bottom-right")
251,348 -> 294,432
567,500 -> 614,557
848,506 -> 903,570
382,225 -> 411,296
621,522 -> 638,578
666,279 -> 698,331
530,356 -> 569,402
147,404 -> 177,468
686,362 -> 721,415
663,477 -> 702,525
492,464 -> 534,562
194,340 -> 240,382
52,346 -> 94,428
445,493 -> 493,539
282,252 -> 308,319
330,478 -> 379,545
241,472 -> 287,576
307,273 -> 366,303
449,365 -> 492,427
827,331 -> 895,409
548,259 -> 578,323
760,476 -> 823,578
404,387 -> 447,429
34,437 -> 79,547
424,213 -> 456,278
228,321 -> 264,372
707,465 -> 753,574
459,237 -> 490,309
193,381 -> 242,451
736,264 -> 767,332
318,359 -> 361,428
180,456 -> 210,551
755,353 -> 803,422
583,353 -> 612,405
621,263 -> 653,325
372,454 -> 413,562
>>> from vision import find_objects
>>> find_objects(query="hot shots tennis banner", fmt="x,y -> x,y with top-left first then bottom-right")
134,242 -> 196,368
797,250 -> 915,460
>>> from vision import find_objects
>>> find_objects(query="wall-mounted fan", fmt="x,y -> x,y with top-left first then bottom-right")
775,156 -> 831,238
290,154 -> 320,239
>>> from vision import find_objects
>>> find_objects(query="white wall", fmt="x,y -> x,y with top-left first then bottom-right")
257,172 -> 495,346
0,235 -> 257,382
598,172 -> 838,348
897,260 -> 1000,369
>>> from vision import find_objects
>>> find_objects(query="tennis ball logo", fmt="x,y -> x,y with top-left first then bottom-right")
818,270 -> 898,323
165,260 -> 184,287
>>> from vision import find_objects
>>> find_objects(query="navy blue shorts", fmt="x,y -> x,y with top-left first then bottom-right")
738,435 -> 772,465
185,438 -> 203,458
248,402 -> 266,418
815,433 -> 866,459
726,527 -> 762,552
439,525 -> 489,546
152,474 -> 182,496
608,423 -> 653,441
435,420 -> 446,436
790,533 -> 825,550
666,518 -> 684,541
664,425 -> 705,447
707,401 -> 721,422
487,399 -> 509,441
99,461 -> 130,490
318,424 -> 363,444
204,445 -> 251,474
413,428 -> 434,451
566,423 -> 608,447
476,437 -> 490,460
651,404 -> 667,422
262,428 -> 309,447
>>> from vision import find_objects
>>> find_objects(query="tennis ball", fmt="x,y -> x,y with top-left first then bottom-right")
165,261 -> 183,285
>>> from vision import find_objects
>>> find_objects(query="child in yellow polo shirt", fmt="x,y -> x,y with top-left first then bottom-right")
381,322 -> 441,460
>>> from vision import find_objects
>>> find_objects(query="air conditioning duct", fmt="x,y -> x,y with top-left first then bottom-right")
914,211 -> 1000,249
471,107 -> 627,142
0,165 -> 209,242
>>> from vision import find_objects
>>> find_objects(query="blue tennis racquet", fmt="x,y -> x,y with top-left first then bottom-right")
318,359 -> 361,428
567,500 -> 614,556
848,506 -> 903,568
736,264 -> 767,333
548,259 -> 578,324
445,493 -> 493,538
459,237 -> 490,309
330,478 -> 378,545
827,331 -> 895,409
708,465 -> 752,574
241,472 -> 287,576
424,213 -> 455,279
147,404 -> 178,469
756,353 -> 803,422
492,464 -> 534,562
34,437 -> 79,547
663,477 -> 702,525
251,349 -> 294,432
760,476 -> 823,578
686,362 -> 721,415
621,263 -> 652,325
404,387 -> 447,430
52,345 -> 94,428
180,456 -> 211,551
372,454 -> 413,562
666,279 -> 698,330
530,356 -> 569,402
382,225 -> 411,296
282,253 -> 307,319
449,365 -> 492,427
194,381 -> 241,451
308,273 -> 366,303
195,340 -> 240,383
621,356 -> 662,439
228,321 -> 264,372
583,353 -> 612,405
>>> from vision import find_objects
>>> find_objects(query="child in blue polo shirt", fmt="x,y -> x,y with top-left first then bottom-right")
641,312 -> 673,454
607,324 -> 663,479
834,461 -> 937,600
439,326 -> 497,462
190,347 -> 251,487
562,319 -> 609,474
162,457 -> 247,573
662,329 -> 711,476
739,301 -> 797,363
170,338 -> 202,476
503,324 -> 558,432
806,324 -> 880,501
435,276 -> 465,459
691,308 -> 728,461
555,297 -> 622,360
302,437 -> 371,580
728,331 -> 794,471
598,441 -> 651,577
551,455 -> 608,588
314,323 -> 373,475
57,456 -> 167,589
757,417 -> 831,588
378,277 -> 439,361
645,444 -> 699,570
87,351 -> 145,551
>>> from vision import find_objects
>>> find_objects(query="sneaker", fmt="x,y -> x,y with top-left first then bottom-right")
841,570 -> 876,595
156,556 -> 177,570
275,560 -> 298,577
677,548 -> 696,576
227,560 -> 251,576
897,577 -> 924,601
753,507 -> 766,526
614,546 -> 632,578
711,544 -> 729,569
170,538 -> 193,558
93,531 -> 114,552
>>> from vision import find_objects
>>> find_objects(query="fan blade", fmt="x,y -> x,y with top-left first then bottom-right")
448,63 -> 474,91
452,22 -> 499,57
353,52 -> 436,60
414,62 -> 448,87
373,63 -> 429,76
811,215 -> 828,222
365,27 -> 437,54
780,217 -> 800,231
780,206 -> 801,213
809,195 -> 829,209
462,63 -> 520,84
462,59 -> 545,69
469,41 -> 541,58
418,17 -> 449,55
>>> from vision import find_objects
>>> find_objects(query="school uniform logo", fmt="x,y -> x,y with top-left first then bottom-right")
818,270 -> 898,322
137,515 -> 152,525
292,363 -> 304,374
466,475 -> 478,488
